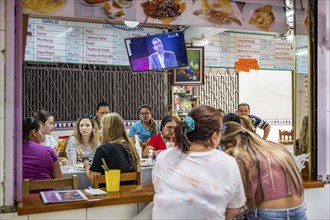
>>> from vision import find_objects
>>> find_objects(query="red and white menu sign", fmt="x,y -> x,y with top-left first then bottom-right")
196,31 -> 294,71
25,18 -> 161,65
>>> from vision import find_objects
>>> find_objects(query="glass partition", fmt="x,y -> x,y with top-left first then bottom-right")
293,0 -> 317,180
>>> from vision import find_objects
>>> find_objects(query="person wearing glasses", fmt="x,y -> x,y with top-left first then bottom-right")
142,115 -> 176,158
66,114 -> 100,163
152,106 -> 246,219
128,104 -> 160,143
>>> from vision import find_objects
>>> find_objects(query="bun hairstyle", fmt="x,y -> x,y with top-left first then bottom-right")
23,117 -> 41,141
175,106 -> 223,153
138,104 -> 158,136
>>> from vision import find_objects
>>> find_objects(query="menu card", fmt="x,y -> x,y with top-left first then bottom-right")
25,17 -> 162,65
196,31 -> 294,71
40,190 -> 88,204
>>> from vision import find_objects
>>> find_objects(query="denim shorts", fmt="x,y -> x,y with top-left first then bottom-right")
246,203 -> 307,220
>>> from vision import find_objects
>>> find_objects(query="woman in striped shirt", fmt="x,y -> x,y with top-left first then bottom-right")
66,114 -> 100,163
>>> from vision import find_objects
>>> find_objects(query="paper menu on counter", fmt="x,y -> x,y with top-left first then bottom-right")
40,190 -> 88,204
85,188 -> 107,196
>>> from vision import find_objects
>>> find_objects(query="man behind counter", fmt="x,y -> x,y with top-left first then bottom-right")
94,101 -> 110,129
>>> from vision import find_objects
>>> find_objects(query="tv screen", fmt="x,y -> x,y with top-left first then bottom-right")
124,31 -> 189,72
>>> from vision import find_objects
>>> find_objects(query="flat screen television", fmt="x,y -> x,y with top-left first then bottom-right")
124,31 -> 189,72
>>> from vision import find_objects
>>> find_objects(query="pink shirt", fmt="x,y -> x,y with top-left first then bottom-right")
247,156 -> 298,206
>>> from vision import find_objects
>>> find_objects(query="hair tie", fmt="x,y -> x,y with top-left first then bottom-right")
183,116 -> 195,133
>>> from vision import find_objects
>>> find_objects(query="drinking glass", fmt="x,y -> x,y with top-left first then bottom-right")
67,149 -> 77,172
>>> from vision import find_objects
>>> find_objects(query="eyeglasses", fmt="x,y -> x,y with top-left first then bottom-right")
140,112 -> 150,116
165,126 -> 176,131
80,113 -> 94,119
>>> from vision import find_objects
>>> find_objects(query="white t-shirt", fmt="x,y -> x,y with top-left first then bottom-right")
152,148 -> 246,220
42,135 -> 57,150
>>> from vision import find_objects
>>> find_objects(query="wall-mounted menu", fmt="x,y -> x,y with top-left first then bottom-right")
194,31 -> 294,71
25,17 -> 161,65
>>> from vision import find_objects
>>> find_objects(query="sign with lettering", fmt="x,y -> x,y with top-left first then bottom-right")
25,18 -> 162,65
195,31 -> 293,70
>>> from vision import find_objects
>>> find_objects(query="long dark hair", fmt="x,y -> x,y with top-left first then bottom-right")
175,106 -> 222,153
33,110 -> 53,123
138,104 -> 158,136
23,117 -> 41,141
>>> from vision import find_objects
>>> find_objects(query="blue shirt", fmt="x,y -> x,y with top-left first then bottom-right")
128,120 -> 160,143
249,114 -> 269,130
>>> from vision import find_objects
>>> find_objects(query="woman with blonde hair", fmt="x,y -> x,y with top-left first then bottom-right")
221,121 -> 306,220
240,115 -> 256,132
83,113 -> 140,183
66,114 -> 99,163
296,116 -> 309,155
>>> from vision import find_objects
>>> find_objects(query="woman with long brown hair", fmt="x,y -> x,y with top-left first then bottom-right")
221,121 -> 306,220
66,114 -> 99,163
128,104 -> 159,143
83,113 -> 140,183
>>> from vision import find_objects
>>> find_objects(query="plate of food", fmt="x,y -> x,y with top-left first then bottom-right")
193,0 -> 242,27
80,0 -> 109,7
248,5 -> 275,31
104,1 -> 125,19
140,0 -> 186,24
140,159 -> 154,167
23,0 -> 67,14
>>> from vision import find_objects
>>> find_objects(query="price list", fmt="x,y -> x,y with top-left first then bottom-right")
25,18 -> 161,65
198,31 -> 293,70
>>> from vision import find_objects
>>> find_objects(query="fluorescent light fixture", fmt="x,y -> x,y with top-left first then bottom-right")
286,10 -> 294,17
296,50 -> 308,56
286,35 -> 293,41
193,39 -> 209,46
124,20 -> 139,28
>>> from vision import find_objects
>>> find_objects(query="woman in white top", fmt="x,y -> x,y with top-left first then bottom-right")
33,110 -> 57,149
66,114 -> 99,163
152,106 -> 246,220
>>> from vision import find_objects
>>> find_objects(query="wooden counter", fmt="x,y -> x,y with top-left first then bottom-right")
303,180 -> 325,189
17,184 -> 154,216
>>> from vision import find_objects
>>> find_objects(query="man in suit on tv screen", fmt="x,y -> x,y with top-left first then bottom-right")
148,38 -> 178,70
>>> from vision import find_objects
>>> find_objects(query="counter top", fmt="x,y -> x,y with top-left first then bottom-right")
303,180 -> 325,189
17,184 -> 154,216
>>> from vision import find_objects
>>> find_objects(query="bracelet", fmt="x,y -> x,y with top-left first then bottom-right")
84,162 -> 90,168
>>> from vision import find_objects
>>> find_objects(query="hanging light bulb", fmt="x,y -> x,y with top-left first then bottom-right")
124,20 -> 139,28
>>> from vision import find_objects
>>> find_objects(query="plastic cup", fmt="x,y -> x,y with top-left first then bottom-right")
67,149 -> 77,171
105,170 -> 121,192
